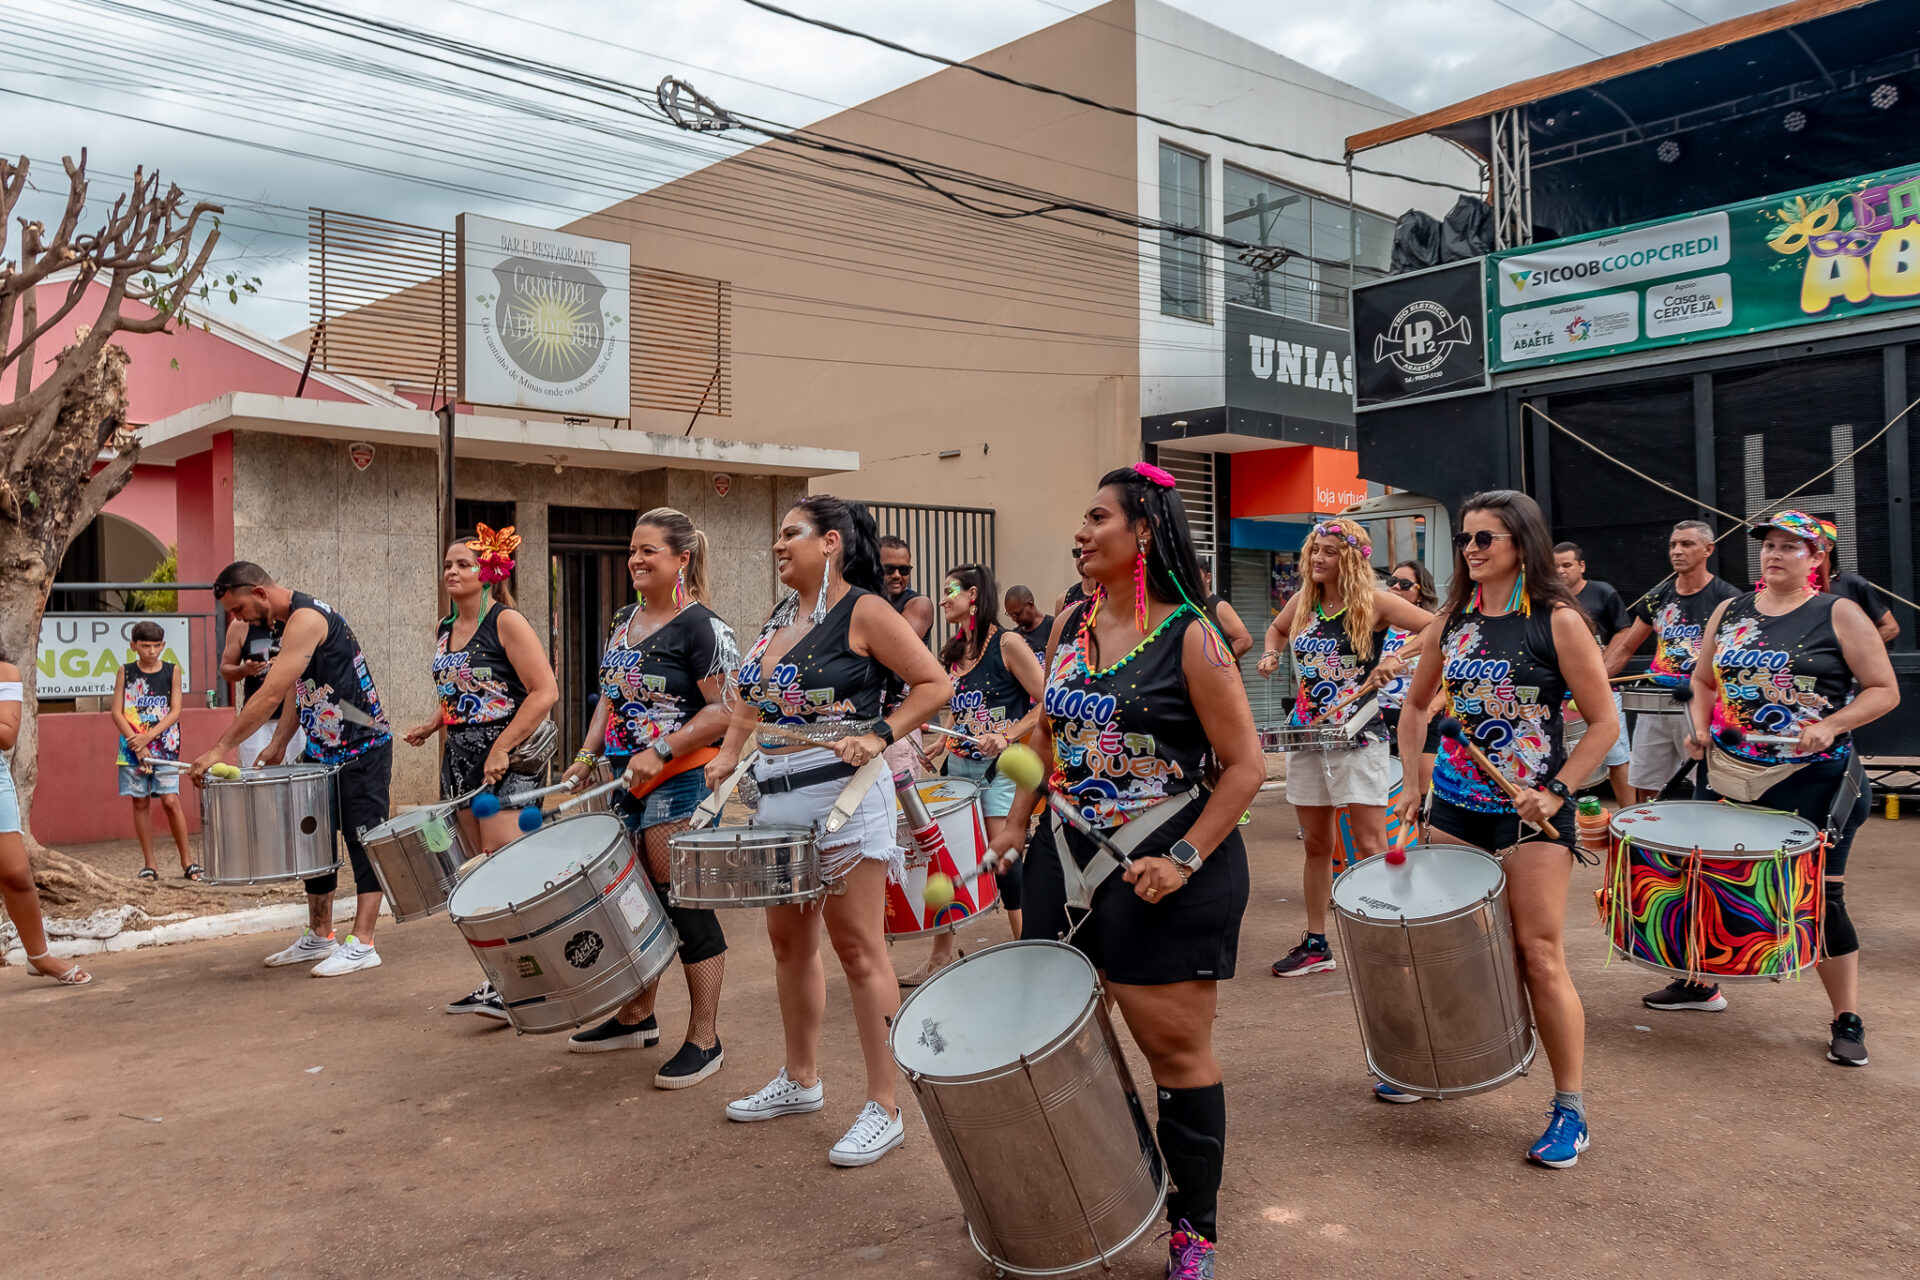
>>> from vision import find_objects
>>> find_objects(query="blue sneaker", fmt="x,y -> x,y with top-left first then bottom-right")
1526,1102 -> 1590,1168
1372,1081 -> 1422,1104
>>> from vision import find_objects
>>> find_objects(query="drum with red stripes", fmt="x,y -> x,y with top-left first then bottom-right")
886,777 -> 1000,940
448,813 -> 677,1034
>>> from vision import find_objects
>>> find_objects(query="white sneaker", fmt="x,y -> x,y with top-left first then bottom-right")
725,1068 -> 824,1122
264,929 -> 338,967
311,935 -> 382,978
828,1100 -> 904,1168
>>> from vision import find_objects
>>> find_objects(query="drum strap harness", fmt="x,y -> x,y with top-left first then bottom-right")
1051,790 -> 1200,940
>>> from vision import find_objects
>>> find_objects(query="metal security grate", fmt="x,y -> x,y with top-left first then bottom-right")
634,266 -> 731,418
1157,448 -> 1217,567
863,501 -> 996,653
309,208 -> 454,395
1231,547 -> 1294,730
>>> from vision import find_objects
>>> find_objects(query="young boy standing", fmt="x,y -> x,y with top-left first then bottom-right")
112,622 -> 200,881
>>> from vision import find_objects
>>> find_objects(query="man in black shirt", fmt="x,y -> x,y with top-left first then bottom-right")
1815,521 -> 1899,645
1555,541 -> 1634,807
1004,585 -> 1053,663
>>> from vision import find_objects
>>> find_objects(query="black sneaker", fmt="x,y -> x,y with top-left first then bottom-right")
1828,1013 -> 1869,1067
1642,979 -> 1727,1012
447,982 -> 497,1015
655,1039 -> 725,1090
473,991 -> 510,1023
567,1013 -> 660,1054
1271,933 -> 1336,978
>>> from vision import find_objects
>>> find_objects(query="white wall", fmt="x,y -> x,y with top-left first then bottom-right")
1132,0 -> 1481,418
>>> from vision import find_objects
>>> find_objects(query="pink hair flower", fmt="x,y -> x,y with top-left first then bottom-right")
1133,462 -> 1177,488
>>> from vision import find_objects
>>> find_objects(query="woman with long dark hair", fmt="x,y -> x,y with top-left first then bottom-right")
705,495 -> 951,1167
906,561 -> 1047,978
403,526 -> 558,1018
1380,558 -> 1440,791
1389,490 -> 1616,1168
1685,510 -> 1897,1066
986,463 -> 1263,1277
1256,521 -> 1433,978
562,508 -> 740,1088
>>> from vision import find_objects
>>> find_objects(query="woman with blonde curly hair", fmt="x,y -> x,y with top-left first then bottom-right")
1258,518 -> 1432,976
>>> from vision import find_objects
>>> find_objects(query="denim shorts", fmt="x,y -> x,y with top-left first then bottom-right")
942,753 -> 1017,818
609,760 -> 710,832
0,756 -> 19,834
118,764 -> 181,798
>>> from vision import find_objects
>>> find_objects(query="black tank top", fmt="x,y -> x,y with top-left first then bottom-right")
1711,592 -> 1852,764
289,590 -> 390,763
1288,605 -> 1387,745
881,586 -> 926,714
948,628 -> 1028,760
434,603 -> 528,728
241,622 -> 277,702
599,602 -> 736,757
1432,606 -> 1567,813
1044,602 -> 1208,829
738,588 -> 885,726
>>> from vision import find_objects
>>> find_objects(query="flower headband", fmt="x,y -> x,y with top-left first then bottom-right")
1312,520 -> 1372,559
467,523 -> 521,585
1132,462 -> 1177,488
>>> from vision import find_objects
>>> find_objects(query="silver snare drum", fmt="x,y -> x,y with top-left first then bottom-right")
892,941 -> 1166,1278
1332,844 -> 1537,1100
667,824 -> 823,908
360,800 -> 478,922
1620,684 -> 1689,715
1259,724 -> 1362,753
447,813 -> 677,1034
200,764 -> 339,885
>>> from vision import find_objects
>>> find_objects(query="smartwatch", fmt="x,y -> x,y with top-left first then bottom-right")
1165,839 -> 1203,878
651,738 -> 675,762
1540,777 -> 1571,801
874,721 -> 897,747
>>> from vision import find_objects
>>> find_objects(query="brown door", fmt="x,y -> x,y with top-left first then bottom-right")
549,507 -> 635,762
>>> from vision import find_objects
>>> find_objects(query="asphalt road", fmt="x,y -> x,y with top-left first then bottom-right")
6,792 -> 1917,1279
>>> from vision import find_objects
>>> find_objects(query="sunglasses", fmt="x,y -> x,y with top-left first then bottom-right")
882,564 -> 914,575
1452,531 -> 1515,551
1388,576 -> 1418,591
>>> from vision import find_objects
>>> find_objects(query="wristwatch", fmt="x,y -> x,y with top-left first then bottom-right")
1540,777 -> 1571,801
1164,839 -> 1203,880
651,738 -> 675,762
874,721 -> 897,747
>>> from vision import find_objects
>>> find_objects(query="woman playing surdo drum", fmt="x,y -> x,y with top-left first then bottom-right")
1256,520 -> 1434,978
1389,490 -> 1617,1168
1685,510 -> 1897,1067
402,525 -> 558,1018
986,464 -> 1263,1278
560,509 -> 740,1088
705,496 -> 952,1167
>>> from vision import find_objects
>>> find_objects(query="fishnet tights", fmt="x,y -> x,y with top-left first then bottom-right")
619,818 -> 723,1049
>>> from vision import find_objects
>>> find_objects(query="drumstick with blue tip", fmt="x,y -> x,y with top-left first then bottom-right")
1436,717 -> 1562,840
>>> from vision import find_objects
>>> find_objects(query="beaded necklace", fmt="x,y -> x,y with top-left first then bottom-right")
1071,593 -> 1193,679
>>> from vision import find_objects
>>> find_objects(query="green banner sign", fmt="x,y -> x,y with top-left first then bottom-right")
1488,162 -> 1920,372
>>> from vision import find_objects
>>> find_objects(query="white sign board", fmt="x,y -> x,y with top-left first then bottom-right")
38,614 -> 193,699
456,213 -> 631,419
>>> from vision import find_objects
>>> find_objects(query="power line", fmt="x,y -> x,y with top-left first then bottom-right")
1480,0 -> 1608,57
1558,0 -> 1656,43
733,0 -> 1478,192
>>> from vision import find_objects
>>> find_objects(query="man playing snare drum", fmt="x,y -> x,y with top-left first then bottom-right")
191,562 -> 394,979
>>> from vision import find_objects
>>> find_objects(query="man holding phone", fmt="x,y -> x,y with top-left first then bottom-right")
219,614 -> 306,766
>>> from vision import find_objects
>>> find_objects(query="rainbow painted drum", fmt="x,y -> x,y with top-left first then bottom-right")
1603,801 -> 1823,982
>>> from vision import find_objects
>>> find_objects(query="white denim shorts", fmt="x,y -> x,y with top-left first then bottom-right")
1285,738 -> 1394,808
1629,711 -> 1693,792
751,746 -> 905,885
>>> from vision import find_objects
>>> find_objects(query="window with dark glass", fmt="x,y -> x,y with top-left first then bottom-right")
1159,144 -> 1208,319
1223,165 -> 1392,326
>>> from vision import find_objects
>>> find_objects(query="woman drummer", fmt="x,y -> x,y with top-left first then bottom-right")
402,525 -> 557,1019
1685,510 -> 1897,1068
1389,490 -> 1616,1168
908,561 -> 1046,978
705,495 -> 951,1166
986,463 -> 1262,1276
1256,521 -> 1433,979
1382,559 -> 1442,796
561,508 -> 740,1088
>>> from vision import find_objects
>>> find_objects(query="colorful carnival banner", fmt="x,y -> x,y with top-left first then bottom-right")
1488,163 -> 1920,371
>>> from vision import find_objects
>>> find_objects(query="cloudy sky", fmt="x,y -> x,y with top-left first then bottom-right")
9,0 -> 1785,337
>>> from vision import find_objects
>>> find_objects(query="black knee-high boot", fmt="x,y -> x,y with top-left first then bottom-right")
1156,1083 -> 1227,1242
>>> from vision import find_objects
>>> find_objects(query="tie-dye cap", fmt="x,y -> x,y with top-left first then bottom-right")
1748,510 -> 1825,545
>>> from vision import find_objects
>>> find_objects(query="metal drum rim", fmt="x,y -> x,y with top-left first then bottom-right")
890,939 -> 1099,1085
902,778 -> 983,822
963,1176 -> 1169,1279
202,859 -> 340,887
1368,1035 -> 1539,1102
670,823 -> 817,849
1608,800 -> 1820,859
448,816 -> 630,924
206,764 -> 336,787
883,898 -> 1003,943
1329,847 -> 1508,928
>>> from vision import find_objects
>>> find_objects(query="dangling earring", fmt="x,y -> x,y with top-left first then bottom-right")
812,554 -> 831,625
673,568 -> 690,610
1133,539 -> 1149,632
1509,567 -> 1530,616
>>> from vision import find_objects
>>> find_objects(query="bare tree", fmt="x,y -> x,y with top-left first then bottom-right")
1,152 -> 221,906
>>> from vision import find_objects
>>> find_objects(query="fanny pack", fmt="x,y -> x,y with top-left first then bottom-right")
1706,747 -> 1808,804
506,720 -> 558,775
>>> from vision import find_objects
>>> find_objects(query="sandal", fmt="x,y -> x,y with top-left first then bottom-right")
182,864 -> 205,881
25,951 -> 93,987
137,868 -> 159,881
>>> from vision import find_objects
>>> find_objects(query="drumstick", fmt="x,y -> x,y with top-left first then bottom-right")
1608,672 -> 1659,685
557,777 -> 626,813
1307,680 -> 1377,728
1048,793 -> 1135,868
1436,717 -> 1561,840
1715,726 -> 1800,748
920,722 -> 985,747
